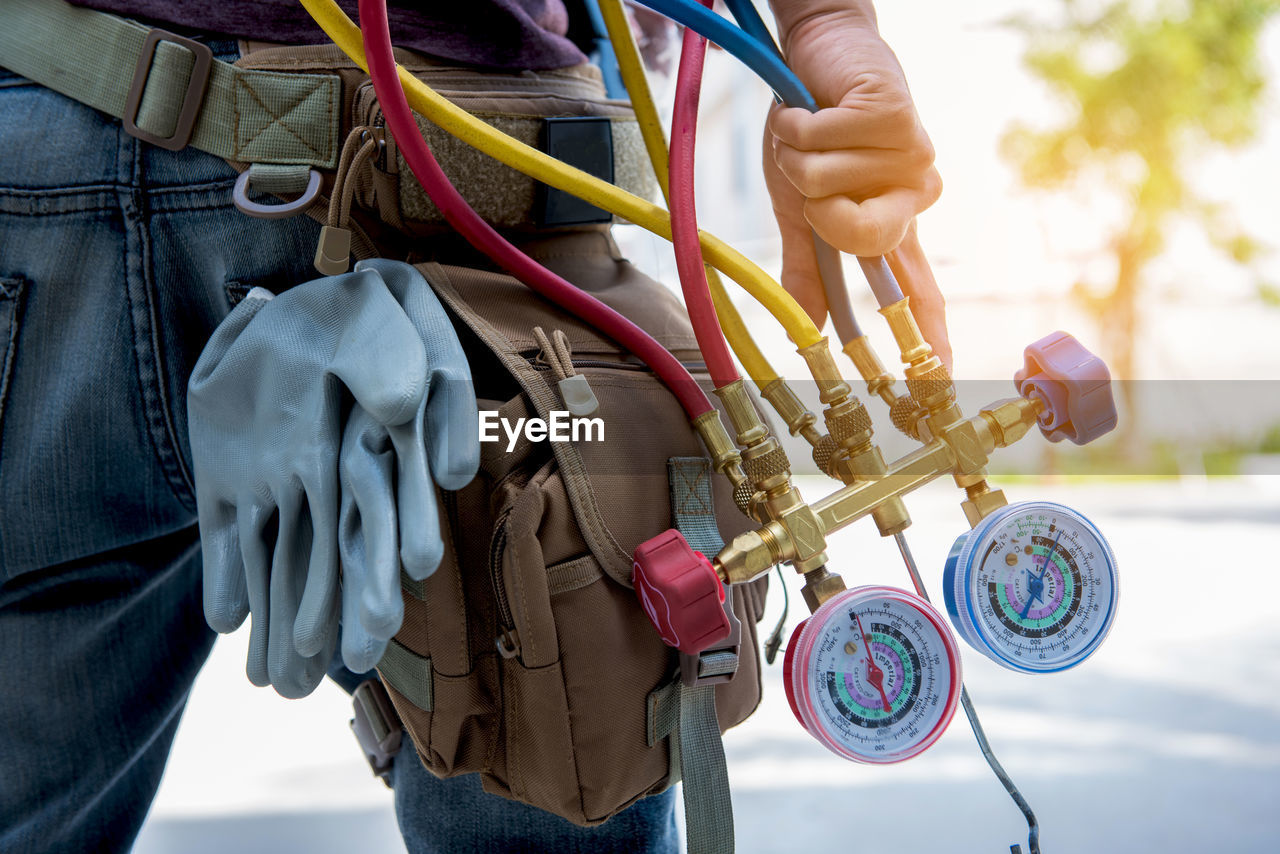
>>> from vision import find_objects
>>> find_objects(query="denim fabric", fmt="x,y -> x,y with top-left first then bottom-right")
0,43 -> 675,854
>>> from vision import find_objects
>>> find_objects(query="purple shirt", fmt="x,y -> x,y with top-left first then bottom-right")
71,1 -> 587,70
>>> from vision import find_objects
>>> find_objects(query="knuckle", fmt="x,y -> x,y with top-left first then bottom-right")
921,168 -> 944,206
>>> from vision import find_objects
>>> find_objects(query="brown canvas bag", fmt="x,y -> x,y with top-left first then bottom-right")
369,232 -> 767,828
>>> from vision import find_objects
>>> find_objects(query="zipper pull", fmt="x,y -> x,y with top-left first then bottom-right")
533,326 -> 599,417
495,628 -> 522,659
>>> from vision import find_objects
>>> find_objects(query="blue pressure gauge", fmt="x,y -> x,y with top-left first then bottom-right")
943,501 -> 1118,673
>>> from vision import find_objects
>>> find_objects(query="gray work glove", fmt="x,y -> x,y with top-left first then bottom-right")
189,264 -> 431,698
336,259 -> 479,673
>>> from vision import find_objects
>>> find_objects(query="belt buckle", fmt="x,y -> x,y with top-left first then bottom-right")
350,678 -> 403,787
679,587 -> 742,688
122,28 -> 214,151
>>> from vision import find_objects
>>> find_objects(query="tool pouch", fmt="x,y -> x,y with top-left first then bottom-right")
375,235 -> 766,825
228,45 -> 763,825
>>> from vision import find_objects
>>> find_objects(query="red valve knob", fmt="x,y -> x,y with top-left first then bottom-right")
633,529 -> 731,656
1015,331 -> 1118,445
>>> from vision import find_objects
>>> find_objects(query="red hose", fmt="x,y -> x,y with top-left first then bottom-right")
357,0 -> 714,419
669,0 -> 740,389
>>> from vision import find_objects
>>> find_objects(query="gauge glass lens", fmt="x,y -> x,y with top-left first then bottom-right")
946,501 -> 1118,672
785,586 -> 961,764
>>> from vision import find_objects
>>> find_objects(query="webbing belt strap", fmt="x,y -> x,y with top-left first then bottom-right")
1,0 -> 341,167
654,456 -> 737,854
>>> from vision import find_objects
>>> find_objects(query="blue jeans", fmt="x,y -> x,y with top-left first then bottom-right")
0,44 -> 676,854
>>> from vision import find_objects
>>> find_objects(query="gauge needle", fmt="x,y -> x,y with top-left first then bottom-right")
854,613 -> 892,713
1020,530 -> 1062,620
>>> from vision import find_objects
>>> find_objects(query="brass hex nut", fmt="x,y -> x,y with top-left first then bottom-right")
801,572 -> 848,613
961,487 -> 1008,527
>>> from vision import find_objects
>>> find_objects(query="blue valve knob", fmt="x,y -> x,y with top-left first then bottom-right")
1015,331 -> 1117,445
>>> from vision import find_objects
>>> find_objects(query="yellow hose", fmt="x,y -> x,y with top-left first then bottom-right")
299,0 -> 822,350
597,0 -> 779,387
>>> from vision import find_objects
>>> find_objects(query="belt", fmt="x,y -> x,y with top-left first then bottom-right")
0,0 -> 655,230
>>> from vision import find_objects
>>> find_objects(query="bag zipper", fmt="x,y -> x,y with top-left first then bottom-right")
528,357 -> 708,373
489,507 -> 521,659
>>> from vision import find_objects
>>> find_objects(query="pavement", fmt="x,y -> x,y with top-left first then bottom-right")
134,476 -> 1280,853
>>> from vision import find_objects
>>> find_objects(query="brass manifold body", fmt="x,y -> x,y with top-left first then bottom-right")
706,296 -> 1049,612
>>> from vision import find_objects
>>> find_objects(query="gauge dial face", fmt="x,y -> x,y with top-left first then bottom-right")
784,586 -> 961,764
944,501 -> 1118,673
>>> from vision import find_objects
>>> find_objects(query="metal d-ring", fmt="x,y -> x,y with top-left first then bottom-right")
232,167 -> 322,219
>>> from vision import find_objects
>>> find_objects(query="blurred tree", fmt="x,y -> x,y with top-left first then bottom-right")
1002,0 -> 1278,446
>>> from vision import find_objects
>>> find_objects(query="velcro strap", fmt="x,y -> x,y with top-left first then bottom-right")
376,638 -> 433,711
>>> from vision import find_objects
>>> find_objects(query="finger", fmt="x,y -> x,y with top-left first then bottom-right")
388,419 -> 444,582
267,488 -> 325,698
293,466 -> 341,658
763,121 -> 829,329
803,172 -> 942,257
886,222 -> 953,372
200,499 -> 248,633
339,413 -> 404,641
773,141 -> 933,200
769,102 -> 931,154
237,498 -> 274,688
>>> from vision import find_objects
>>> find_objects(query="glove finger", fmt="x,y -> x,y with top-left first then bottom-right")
237,498 -> 275,688
338,519 -> 389,675
267,488 -> 325,698
424,369 -> 480,491
294,468 -> 342,658
340,413 -> 404,651
327,269 -> 429,428
187,288 -> 275,393
356,259 -> 479,489
340,594 -> 391,676
386,418 -> 444,582
200,498 -> 248,633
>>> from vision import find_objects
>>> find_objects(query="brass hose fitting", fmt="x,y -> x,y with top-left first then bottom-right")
714,380 -> 769,449
796,338 -> 853,406
879,298 -> 937,372
842,334 -> 897,407
958,477 -> 1008,528
692,410 -> 745,488
800,565 -> 847,613
812,434 -> 838,476
759,378 -> 822,446
889,394 -> 924,439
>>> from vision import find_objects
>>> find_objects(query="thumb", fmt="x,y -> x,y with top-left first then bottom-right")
763,116 -> 828,332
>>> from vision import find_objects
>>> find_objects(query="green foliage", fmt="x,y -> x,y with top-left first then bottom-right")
1002,0 -> 1276,274
1004,0 -> 1277,196
1001,0 -> 1278,446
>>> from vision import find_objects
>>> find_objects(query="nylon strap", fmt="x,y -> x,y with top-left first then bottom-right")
376,638 -> 433,712
656,457 -> 736,854
667,457 -> 726,556
1,0 -> 340,167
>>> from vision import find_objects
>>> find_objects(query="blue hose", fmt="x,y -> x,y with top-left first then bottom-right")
631,0 -> 817,110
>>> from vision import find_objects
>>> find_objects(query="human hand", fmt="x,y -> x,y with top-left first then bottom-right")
762,5 -> 950,367
189,265 -> 431,697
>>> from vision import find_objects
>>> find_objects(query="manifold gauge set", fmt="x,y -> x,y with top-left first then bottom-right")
300,0 -> 1126,850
